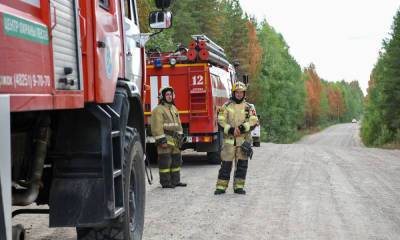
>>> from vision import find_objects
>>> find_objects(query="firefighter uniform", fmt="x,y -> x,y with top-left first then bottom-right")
151,87 -> 186,188
215,82 -> 258,194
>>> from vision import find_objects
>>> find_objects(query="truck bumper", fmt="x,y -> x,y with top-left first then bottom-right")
0,95 -> 11,240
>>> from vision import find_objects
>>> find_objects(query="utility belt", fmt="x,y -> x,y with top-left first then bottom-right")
224,136 -> 253,159
164,130 -> 186,148
224,135 -> 246,146
164,129 -> 179,139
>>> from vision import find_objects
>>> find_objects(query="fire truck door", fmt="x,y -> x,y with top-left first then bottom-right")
122,0 -> 142,87
94,0 -> 122,101
50,0 -> 83,90
0,96 -> 11,240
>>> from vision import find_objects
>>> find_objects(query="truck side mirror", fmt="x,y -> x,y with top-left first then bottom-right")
149,11 -> 172,29
155,0 -> 173,9
242,74 -> 249,85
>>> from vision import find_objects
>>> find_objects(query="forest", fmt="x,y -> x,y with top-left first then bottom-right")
361,9 -> 400,148
138,0 -> 365,143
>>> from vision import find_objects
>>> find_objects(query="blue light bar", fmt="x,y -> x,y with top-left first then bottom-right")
154,58 -> 162,68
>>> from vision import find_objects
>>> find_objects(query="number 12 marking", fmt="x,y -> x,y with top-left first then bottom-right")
192,75 -> 204,85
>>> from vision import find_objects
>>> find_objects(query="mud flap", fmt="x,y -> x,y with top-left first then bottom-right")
49,105 -> 117,227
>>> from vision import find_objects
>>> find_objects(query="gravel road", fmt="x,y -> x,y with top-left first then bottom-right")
13,123 -> 400,240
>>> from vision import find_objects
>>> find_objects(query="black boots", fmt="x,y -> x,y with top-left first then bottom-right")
162,182 -> 187,188
174,182 -> 187,187
214,189 -> 226,195
215,189 -> 245,195
234,188 -> 246,195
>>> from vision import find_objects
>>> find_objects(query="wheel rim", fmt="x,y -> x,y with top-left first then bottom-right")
129,166 -> 137,234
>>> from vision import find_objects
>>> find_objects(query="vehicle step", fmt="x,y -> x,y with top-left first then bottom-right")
114,207 -> 124,217
112,131 -> 120,137
113,169 -> 122,178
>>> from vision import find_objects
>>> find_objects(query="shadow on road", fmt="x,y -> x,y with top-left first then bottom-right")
147,152 -> 216,167
182,153 -> 212,166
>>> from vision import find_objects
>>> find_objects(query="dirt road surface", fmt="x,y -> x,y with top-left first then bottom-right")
13,123 -> 400,239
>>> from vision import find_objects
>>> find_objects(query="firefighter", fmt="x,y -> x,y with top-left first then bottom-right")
214,82 -> 258,195
151,86 -> 187,188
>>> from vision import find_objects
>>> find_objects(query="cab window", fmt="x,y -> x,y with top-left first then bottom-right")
132,0 -> 138,25
124,0 -> 132,19
124,0 -> 138,25
99,0 -> 110,10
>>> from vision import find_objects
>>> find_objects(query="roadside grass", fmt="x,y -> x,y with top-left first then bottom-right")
361,127 -> 400,150
364,141 -> 400,149
381,142 -> 400,149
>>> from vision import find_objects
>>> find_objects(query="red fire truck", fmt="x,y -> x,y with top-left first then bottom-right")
0,0 -> 172,239
144,35 -> 240,164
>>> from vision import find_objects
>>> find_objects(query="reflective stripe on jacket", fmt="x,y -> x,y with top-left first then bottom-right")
218,100 -> 258,145
150,103 -> 183,145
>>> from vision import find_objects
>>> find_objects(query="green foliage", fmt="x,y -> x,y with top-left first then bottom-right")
137,0 -> 152,33
338,81 -> 364,122
319,81 -> 330,125
395,129 -> 400,144
256,21 -> 305,143
170,0 -> 202,45
362,9 -> 400,147
146,29 -> 176,51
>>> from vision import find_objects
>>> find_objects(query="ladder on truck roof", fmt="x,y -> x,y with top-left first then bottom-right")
191,34 -> 226,57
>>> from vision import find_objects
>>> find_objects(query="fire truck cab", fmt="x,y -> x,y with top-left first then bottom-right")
0,0 -> 173,239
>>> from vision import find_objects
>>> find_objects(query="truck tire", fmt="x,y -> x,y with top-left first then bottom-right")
12,224 -> 25,240
207,151 -> 221,164
253,141 -> 260,147
207,131 -> 222,164
77,127 -> 146,240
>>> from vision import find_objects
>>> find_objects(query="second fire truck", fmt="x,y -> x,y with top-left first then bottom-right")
144,35 -> 241,164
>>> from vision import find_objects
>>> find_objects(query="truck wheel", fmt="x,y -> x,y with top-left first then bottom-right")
12,224 -> 25,240
207,131 -> 223,164
253,141 -> 260,147
207,151 -> 221,164
77,127 -> 145,240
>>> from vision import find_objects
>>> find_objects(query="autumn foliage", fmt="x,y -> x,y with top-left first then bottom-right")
245,20 -> 262,103
304,64 -> 322,126
327,87 -> 344,119
304,65 -> 362,128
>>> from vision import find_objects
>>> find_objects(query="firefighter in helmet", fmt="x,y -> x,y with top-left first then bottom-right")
151,86 -> 187,188
214,82 -> 258,195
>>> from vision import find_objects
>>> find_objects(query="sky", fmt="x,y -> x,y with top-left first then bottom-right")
239,0 -> 400,94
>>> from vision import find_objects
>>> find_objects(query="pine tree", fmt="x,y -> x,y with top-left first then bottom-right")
381,10 -> 400,131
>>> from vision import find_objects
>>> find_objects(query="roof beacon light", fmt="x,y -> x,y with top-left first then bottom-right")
169,58 -> 177,66
154,58 -> 162,68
